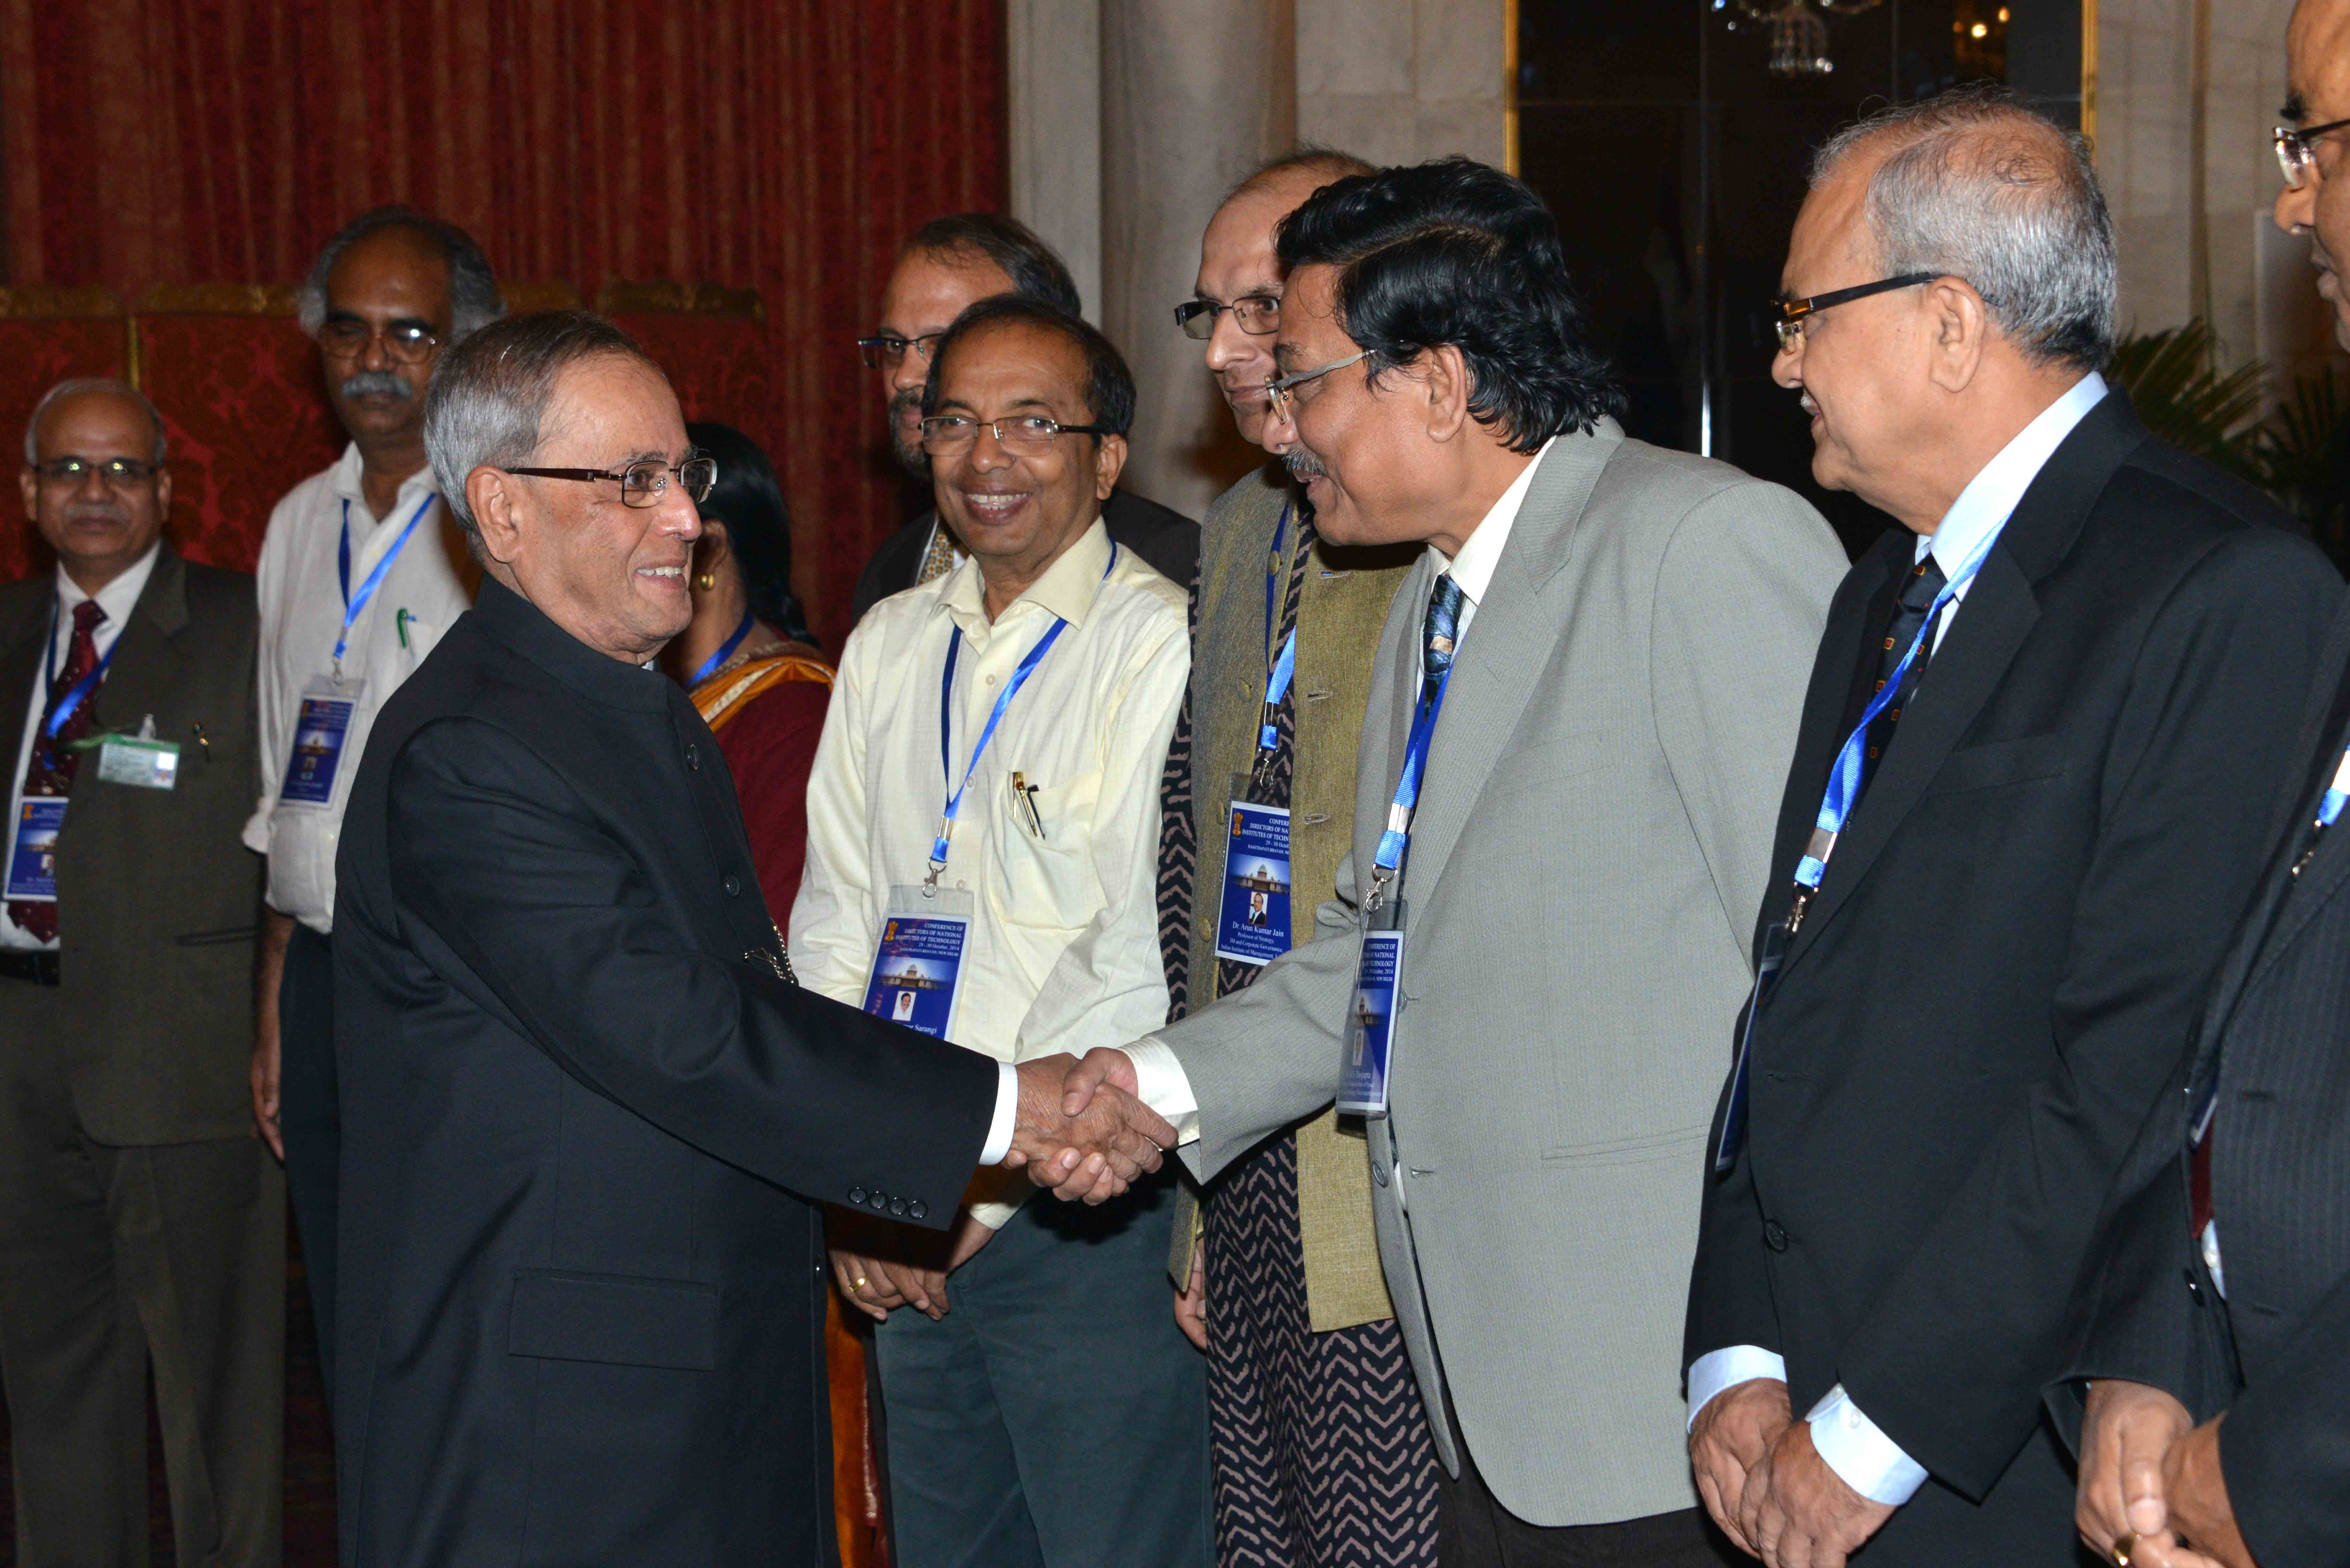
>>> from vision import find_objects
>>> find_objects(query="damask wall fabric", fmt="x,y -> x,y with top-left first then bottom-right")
0,0 -> 1005,648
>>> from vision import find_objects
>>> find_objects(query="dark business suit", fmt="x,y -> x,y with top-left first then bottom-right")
2060,596 -> 2350,1568
0,547 -> 281,1566
850,487 -> 1199,621
1685,393 -> 2342,1564
332,578 -> 1001,1565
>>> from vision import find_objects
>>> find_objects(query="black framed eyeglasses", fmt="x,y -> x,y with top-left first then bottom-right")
2276,117 -> 2350,190
317,317 -> 441,363
507,456 -> 718,508
31,456 -> 163,487
1173,294 -> 1280,340
857,332 -> 947,369
1774,273 -> 1939,353
919,414 -> 1110,456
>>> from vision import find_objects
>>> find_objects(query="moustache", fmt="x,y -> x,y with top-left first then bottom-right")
1283,447 -> 1327,481
339,370 -> 413,402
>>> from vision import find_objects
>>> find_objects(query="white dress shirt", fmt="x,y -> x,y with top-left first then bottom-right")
242,446 -> 472,934
1124,439 -> 1557,1142
790,519 -> 1190,1225
1686,371 -> 2109,1507
3,544 -> 161,951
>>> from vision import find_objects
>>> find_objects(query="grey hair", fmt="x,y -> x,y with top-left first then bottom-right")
22,378 -> 168,466
422,310 -> 657,555
297,206 -> 505,345
1813,87 -> 2115,371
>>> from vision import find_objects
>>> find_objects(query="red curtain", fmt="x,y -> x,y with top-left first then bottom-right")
0,0 -> 1004,649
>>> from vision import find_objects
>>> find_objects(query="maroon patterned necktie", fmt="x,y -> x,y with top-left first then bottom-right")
9,599 -> 107,942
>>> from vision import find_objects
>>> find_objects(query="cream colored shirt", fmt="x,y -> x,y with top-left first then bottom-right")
790,518 -> 1189,1226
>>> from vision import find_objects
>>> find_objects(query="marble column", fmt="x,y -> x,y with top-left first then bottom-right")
1295,0 -> 1507,168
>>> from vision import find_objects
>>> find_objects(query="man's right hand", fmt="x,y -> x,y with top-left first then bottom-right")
1690,1376 -> 1792,1555
2076,1379 -> 2196,1561
1005,1052 -> 1172,1202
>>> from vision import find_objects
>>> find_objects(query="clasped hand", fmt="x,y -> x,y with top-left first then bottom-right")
1001,1050 -> 1172,1203
2074,1381 -> 2247,1568
1689,1380 -> 1893,1568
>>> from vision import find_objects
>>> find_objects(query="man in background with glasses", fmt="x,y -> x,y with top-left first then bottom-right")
0,379 -> 276,1563
849,212 -> 1197,622
1158,147 -> 1452,1567
796,296 -> 1207,1567
243,207 -> 500,1405
2060,9 -> 2350,1568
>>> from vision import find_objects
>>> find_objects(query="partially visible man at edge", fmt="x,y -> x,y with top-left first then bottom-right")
245,207 -> 494,1400
331,309 -> 1173,1564
850,212 -> 1197,621
1163,146 -> 1445,1564
2063,7 -> 2350,1567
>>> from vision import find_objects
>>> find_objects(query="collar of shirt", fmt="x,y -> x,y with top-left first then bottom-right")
1916,371 -> 2108,582
1425,436 -> 1557,615
329,441 -> 441,547
51,541 -> 160,664
936,516 -> 1114,646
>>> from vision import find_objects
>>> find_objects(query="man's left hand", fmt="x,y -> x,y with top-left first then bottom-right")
2161,1416 -> 2253,1568
1737,1418 -> 1896,1568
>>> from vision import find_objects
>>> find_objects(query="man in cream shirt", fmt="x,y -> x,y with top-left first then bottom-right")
790,296 -> 1207,1568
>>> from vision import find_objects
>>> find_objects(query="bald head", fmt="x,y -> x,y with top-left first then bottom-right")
2279,0 -> 2350,348
19,380 -> 173,592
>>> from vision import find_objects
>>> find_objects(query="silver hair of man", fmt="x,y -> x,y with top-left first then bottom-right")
21,378 -> 169,467
422,309 -> 657,559
1813,86 -> 2116,372
296,206 -> 506,345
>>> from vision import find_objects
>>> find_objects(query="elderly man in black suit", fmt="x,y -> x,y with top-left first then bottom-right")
331,309 -> 1174,1564
2060,7 -> 2350,1567
0,380 -> 275,1564
1683,90 -> 2342,1568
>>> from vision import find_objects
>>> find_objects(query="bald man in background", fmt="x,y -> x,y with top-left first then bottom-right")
0,381 -> 275,1564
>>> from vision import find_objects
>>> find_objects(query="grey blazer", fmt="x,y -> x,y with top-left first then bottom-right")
1156,419 -> 1846,1526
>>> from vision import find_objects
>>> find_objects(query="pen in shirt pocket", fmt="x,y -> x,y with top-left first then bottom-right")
1010,771 -> 1046,840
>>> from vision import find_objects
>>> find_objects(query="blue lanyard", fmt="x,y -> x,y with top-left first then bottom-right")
927,542 -> 1117,885
689,611 -> 755,686
1259,504 -> 1299,755
335,495 -> 436,671
1367,662 -> 1454,907
1789,527 -> 2003,920
41,600 -> 117,743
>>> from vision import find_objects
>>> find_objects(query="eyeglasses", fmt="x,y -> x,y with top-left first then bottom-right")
1263,349 -> 1371,421
32,456 -> 162,487
1773,273 -> 1939,353
1173,294 -> 1281,340
2276,117 -> 2350,190
506,456 -> 718,508
857,332 -> 947,370
919,414 -> 1111,456
316,317 -> 441,364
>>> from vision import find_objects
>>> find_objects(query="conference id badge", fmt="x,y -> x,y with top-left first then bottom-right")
861,886 -> 974,1040
279,675 -> 365,808
1338,903 -> 1406,1117
1214,783 -> 1292,967
1712,918 -> 1788,1175
95,735 -> 180,791
5,797 -> 67,902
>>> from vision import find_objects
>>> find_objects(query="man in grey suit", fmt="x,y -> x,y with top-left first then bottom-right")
1065,159 -> 1848,1565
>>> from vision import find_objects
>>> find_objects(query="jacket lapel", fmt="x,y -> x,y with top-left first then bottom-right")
0,585 -> 47,762
85,548 -> 189,740
1393,422 -> 1619,907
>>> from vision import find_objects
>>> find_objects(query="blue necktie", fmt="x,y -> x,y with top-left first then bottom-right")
1421,573 -> 1465,713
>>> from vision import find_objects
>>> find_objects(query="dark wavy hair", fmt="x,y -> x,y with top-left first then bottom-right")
1275,157 -> 1625,452
686,421 -> 813,645
923,296 -> 1136,440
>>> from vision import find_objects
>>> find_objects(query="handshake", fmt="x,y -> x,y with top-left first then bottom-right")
1000,1048 -> 1169,1202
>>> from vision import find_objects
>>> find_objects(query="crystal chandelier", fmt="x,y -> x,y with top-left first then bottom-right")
1719,0 -> 1887,78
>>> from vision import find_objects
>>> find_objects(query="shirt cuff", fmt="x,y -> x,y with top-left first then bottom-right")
1805,1384 -> 1930,1506
240,799 -> 273,856
1687,1346 -> 1788,1429
976,1060 -> 1019,1167
1121,1037 -> 1200,1145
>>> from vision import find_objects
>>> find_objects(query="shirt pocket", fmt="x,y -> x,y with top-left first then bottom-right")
991,769 -> 1103,931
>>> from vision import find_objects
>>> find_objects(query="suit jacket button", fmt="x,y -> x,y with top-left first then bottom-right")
686,744 -> 700,770
868,1192 -> 888,1211
909,1200 -> 928,1220
848,1187 -> 867,1204
724,874 -> 743,897
1371,1161 -> 1389,1187
890,1198 -> 906,1216
1764,1220 -> 1790,1252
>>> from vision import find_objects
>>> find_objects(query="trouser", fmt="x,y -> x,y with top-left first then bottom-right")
871,1172 -> 1211,1568
1435,1377 -> 1742,1568
0,1015 -> 284,1566
279,922 -> 337,1403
